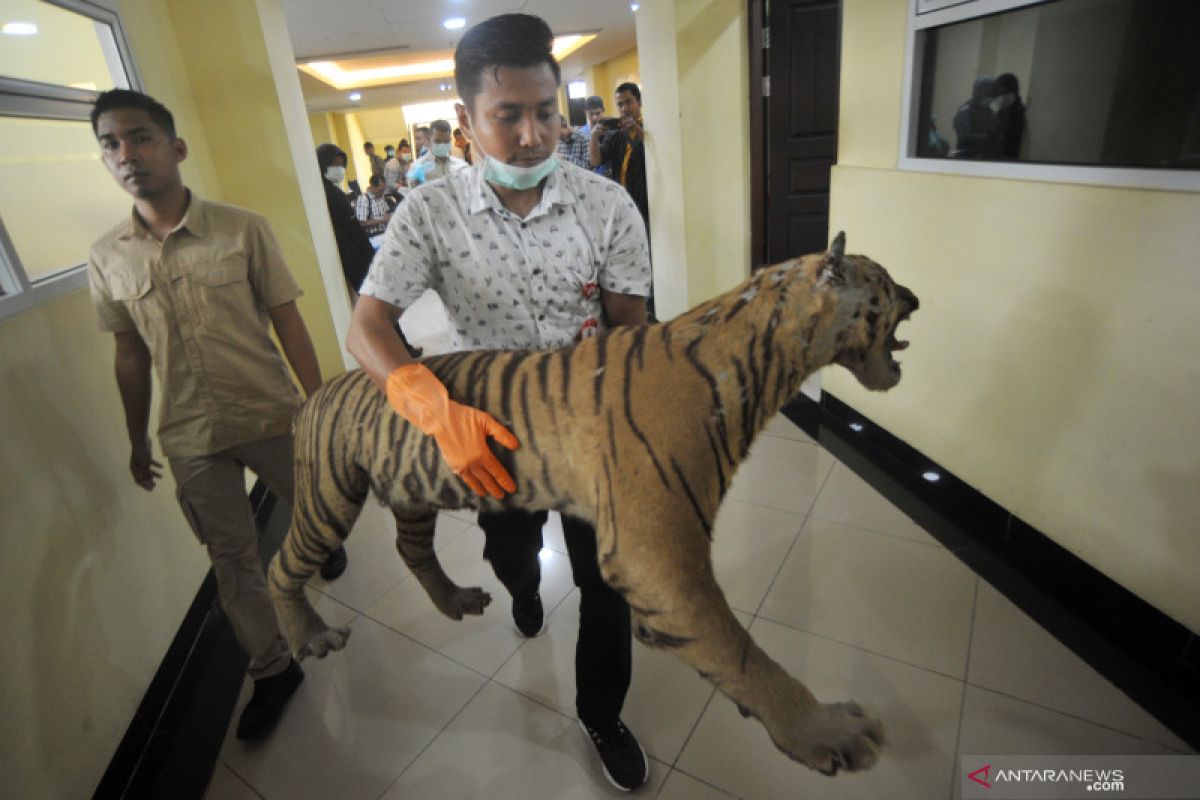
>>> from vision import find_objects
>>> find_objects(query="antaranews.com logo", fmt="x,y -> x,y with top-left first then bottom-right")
960,755 -> 1200,800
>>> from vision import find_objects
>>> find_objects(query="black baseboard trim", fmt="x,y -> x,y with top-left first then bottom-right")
781,392 -> 1199,751
94,483 -> 277,799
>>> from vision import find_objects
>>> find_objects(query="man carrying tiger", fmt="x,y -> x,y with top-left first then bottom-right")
344,13 -> 651,791
269,11 -> 917,790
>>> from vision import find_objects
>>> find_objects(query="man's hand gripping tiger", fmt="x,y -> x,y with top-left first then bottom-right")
268,233 -> 918,776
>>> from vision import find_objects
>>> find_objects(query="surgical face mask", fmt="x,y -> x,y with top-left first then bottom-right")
324,165 -> 346,184
470,126 -> 559,190
431,142 -> 452,158
401,152 -> 413,162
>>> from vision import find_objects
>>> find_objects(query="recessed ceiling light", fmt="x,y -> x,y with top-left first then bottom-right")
922,471 -> 941,483
2,21 -> 38,36
443,17 -> 466,30
348,92 -> 361,101
630,3 -> 640,10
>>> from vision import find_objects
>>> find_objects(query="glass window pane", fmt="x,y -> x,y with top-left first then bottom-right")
0,0 -> 125,91
0,117 -> 130,281
915,0 -> 1200,169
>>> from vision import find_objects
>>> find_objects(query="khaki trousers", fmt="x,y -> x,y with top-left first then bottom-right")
169,434 -> 294,680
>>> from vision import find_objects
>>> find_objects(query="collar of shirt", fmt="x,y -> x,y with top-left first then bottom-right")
464,161 -> 577,221
119,190 -> 209,242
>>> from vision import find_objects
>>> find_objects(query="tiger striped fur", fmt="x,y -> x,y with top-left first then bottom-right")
268,232 -> 918,776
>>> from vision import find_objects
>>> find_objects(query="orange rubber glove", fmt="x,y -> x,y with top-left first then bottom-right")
385,364 -> 519,498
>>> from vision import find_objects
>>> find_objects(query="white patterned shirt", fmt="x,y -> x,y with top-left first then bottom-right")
360,161 -> 651,351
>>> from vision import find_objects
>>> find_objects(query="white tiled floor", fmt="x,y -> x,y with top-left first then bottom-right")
206,414 -> 1190,799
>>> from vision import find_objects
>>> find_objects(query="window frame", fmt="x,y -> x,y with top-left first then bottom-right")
898,0 -> 1200,193
0,0 -> 142,321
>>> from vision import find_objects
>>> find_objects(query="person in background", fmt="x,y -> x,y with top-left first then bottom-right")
580,95 -> 612,179
87,89 -> 346,742
406,119 -> 469,186
383,139 -> 410,192
345,13 -> 651,791
356,174 -> 393,237
592,82 -> 649,245
414,126 -> 431,158
317,143 -> 374,295
555,113 -> 590,169
452,126 -> 473,164
983,72 -> 1025,160
363,140 -> 385,179
951,76 -> 993,159
384,143 -> 396,161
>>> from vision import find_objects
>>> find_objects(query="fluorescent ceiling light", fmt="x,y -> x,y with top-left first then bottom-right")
443,17 -> 465,30
2,21 -> 38,35
299,35 -> 596,90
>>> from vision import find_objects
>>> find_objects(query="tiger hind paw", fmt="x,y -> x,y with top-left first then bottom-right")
298,626 -> 352,660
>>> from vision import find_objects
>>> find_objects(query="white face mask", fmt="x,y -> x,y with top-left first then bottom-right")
324,165 -> 346,184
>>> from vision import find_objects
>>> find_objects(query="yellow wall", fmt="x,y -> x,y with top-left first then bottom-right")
637,0 -> 750,319
829,0 -> 1200,632
586,47 -> 642,105
308,111 -> 335,150
0,0 -> 351,795
354,106 -> 409,151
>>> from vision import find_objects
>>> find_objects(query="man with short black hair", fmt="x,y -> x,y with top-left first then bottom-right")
556,113 -> 590,169
591,82 -> 648,236
356,174 -> 392,236
414,125 -> 431,158
346,13 -> 651,791
86,88 -> 345,743
363,141 -> 385,179
580,95 -> 612,178
406,119 -> 469,186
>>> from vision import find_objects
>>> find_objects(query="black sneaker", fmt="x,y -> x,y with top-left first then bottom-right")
512,591 -> 544,637
579,718 -> 648,791
319,546 -> 348,581
236,659 -> 304,741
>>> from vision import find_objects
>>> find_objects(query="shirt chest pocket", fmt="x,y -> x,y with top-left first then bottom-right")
193,257 -> 253,326
110,272 -> 165,341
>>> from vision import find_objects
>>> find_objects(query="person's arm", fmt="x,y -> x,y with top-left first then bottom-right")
113,329 -> 162,491
268,301 -> 322,397
348,295 -> 518,498
601,291 -> 648,327
589,123 -> 607,168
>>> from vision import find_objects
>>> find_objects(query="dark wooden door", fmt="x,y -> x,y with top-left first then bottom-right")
762,0 -> 841,264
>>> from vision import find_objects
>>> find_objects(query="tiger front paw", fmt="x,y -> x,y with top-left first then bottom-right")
298,626 -> 352,660
434,586 -> 492,620
776,700 -> 886,776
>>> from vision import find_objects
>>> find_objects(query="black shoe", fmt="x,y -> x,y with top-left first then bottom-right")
236,659 -> 304,741
512,591 -> 544,637
579,718 -> 648,791
319,546 -> 348,581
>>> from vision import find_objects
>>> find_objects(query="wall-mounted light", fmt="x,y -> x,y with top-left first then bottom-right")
2,21 -> 38,36
443,17 -> 465,30
348,92 -> 362,101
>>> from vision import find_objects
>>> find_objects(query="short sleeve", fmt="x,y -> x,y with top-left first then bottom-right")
358,191 -> 436,309
87,251 -> 136,333
246,215 -> 302,309
598,191 -> 653,297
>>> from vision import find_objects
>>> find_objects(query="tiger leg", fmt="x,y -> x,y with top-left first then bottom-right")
604,519 -> 885,776
393,508 -> 491,620
267,457 -> 365,659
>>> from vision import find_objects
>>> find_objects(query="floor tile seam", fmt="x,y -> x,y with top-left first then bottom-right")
318,573 -> 409,617
343,606 -> 498,682
744,452 -> 835,617
670,685 -> 722,770
665,763 -> 744,798
948,580 -> 980,799
759,431 -> 818,446
723,492 -> 821,517
218,758 -> 266,800
805,512 -> 946,550
960,682 -> 1191,752
749,611 -> 971,682
749,514 -> 810,619
375,677 -> 494,798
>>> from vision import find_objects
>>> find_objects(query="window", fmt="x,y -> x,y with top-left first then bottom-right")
900,0 -> 1200,192
0,0 -> 140,318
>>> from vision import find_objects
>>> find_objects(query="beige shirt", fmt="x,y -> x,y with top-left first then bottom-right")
88,194 -> 303,457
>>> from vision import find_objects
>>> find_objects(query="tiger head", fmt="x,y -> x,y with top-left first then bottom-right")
818,232 -> 919,391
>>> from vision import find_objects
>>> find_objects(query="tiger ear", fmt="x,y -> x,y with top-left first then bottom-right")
818,231 -> 848,286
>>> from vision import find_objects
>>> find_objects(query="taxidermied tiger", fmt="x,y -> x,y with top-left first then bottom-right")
268,232 -> 917,776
